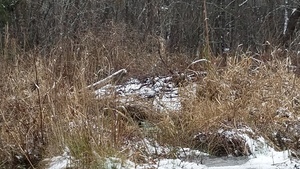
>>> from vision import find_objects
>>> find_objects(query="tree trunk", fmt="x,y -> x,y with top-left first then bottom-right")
281,7 -> 300,47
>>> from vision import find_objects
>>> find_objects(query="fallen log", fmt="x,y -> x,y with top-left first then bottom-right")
86,69 -> 127,90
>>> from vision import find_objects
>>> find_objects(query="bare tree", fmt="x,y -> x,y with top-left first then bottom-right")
2,0 -> 300,55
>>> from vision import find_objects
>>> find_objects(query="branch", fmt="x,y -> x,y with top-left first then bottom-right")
86,69 -> 127,90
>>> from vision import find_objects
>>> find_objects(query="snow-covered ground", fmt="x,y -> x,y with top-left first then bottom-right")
47,136 -> 300,169
46,76 -> 300,169
95,76 -> 184,111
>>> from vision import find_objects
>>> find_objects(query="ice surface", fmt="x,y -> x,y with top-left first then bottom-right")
47,136 -> 300,169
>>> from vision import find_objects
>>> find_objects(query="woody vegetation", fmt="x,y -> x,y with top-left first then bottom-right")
1,0 -> 300,168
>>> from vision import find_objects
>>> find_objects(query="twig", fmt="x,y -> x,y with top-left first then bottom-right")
34,56 -> 44,143
18,145 -> 36,169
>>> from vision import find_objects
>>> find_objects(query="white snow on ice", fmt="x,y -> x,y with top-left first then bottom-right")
46,136 -> 300,169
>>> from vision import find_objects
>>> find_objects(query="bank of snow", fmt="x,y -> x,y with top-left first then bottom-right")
46,136 -> 300,169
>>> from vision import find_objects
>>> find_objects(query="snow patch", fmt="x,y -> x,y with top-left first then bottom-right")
46,147 -> 73,169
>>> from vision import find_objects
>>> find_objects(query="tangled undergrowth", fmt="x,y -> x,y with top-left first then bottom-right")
0,31 -> 300,168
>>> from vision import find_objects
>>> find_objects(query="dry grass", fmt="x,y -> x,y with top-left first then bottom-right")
1,27 -> 300,168
157,55 -> 300,156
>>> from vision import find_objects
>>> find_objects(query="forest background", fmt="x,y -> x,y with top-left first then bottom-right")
1,0 -> 300,168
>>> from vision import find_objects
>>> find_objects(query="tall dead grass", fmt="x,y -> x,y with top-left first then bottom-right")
0,27 -> 166,168
158,55 -> 300,155
1,25 -> 300,168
